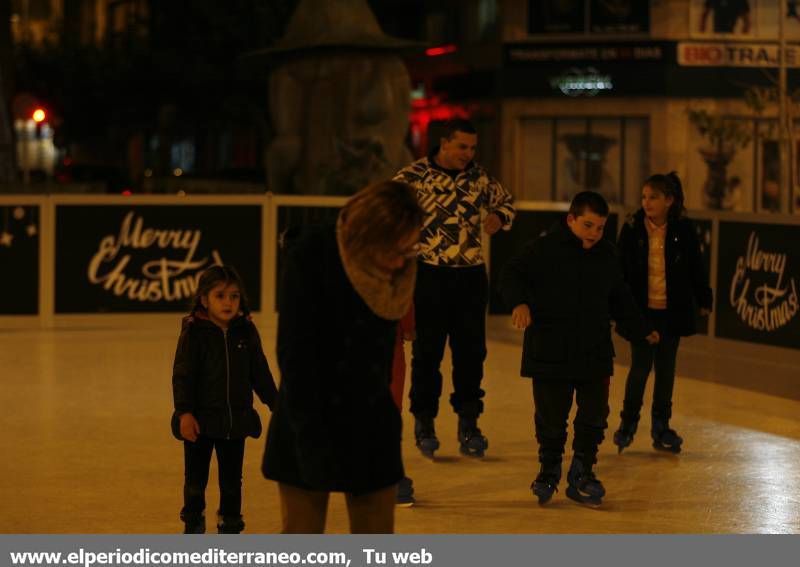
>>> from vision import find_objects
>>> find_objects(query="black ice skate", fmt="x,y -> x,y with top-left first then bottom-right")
530,463 -> 561,505
457,415 -> 488,458
651,418 -> 683,453
414,416 -> 440,459
217,513 -> 245,534
396,476 -> 416,507
180,511 -> 205,534
565,459 -> 605,508
613,418 -> 639,454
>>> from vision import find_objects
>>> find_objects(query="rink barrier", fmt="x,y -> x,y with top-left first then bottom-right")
0,194 -> 798,351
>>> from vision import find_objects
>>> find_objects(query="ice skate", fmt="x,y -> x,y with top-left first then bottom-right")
613,418 -> 639,454
530,462 -> 561,505
457,415 -> 488,458
652,418 -> 683,453
181,511 -> 205,534
396,476 -> 416,507
414,416 -> 440,459
565,459 -> 605,508
216,513 -> 244,534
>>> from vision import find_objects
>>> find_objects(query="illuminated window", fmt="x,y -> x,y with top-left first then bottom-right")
519,116 -> 649,206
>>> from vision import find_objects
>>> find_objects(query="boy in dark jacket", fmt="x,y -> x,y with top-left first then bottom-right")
172,265 -> 277,534
499,191 -> 657,507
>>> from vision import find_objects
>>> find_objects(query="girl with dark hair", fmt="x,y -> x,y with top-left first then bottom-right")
171,265 -> 277,534
613,172 -> 713,455
262,180 -> 422,533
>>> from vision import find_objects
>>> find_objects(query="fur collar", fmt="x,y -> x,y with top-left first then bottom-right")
336,215 -> 416,321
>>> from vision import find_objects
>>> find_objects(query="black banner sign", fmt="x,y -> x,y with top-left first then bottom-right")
506,42 -> 669,64
715,221 -> 800,350
55,205 -> 262,313
0,205 -> 39,315
488,210 -> 618,314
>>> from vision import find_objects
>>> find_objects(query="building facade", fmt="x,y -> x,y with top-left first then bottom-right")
408,0 -> 800,214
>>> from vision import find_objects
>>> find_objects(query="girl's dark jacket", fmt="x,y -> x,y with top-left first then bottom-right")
499,221 -> 651,382
616,209 -> 713,339
171,311 -> 277,440
262,226 -> 403,494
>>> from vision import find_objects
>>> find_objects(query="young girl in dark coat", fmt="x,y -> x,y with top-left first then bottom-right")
613,172 -> 713,454
172,265 -> 277,534
262,180 -> 422,533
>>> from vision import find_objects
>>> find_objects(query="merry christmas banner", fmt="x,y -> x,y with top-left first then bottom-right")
54,205 -> 262,313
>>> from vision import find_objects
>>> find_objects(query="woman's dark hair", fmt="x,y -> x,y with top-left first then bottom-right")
339,179 -> 423,260
191,265 -> 250,315
643,171 -> 686,219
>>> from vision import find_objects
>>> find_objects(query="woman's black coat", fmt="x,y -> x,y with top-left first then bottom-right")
499,221 -> 650,382
616,210 -> 713,339
262,226 -> 403,494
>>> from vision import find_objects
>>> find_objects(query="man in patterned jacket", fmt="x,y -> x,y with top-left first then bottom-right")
394,119 -> 515,459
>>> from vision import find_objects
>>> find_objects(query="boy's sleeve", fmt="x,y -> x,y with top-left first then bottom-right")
616,222 -> 635,283
172,326 -> 198,415
686,220 -> 714,312
499,239 -> 538,310
609,251 -> 651,340
486,174 -> 515,230
249,325 -> 278,410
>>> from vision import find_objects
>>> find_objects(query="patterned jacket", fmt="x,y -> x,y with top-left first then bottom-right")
394,154 -> 515,267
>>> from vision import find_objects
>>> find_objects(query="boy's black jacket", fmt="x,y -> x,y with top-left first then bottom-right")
617,209 -> 713,339
499,220 -> 650,382
171,311 -> 277,440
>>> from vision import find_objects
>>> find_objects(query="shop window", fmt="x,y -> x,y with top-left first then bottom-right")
520,116 -> 649,205
685,116 -> 800,213
477,0 -> 497,38
528,0 -> 650,35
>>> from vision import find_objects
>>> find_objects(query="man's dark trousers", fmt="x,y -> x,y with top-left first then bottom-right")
410,262 -> 488,419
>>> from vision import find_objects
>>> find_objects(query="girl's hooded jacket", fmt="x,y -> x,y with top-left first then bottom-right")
171,311 -> 277,440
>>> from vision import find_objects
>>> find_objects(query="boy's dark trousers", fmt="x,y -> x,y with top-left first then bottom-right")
410,262 -> 488,419
532,379 -> 610,468
181,436 -> 246,526
621,309 -> 681,424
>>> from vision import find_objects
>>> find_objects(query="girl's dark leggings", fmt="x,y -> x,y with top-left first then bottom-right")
181,436 -> 246,522
621,309 -> 681,423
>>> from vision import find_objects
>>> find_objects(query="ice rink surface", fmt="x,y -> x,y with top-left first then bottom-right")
1,315 -> 799,533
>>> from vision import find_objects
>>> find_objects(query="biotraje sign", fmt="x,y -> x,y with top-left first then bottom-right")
678,43 -> 800,68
